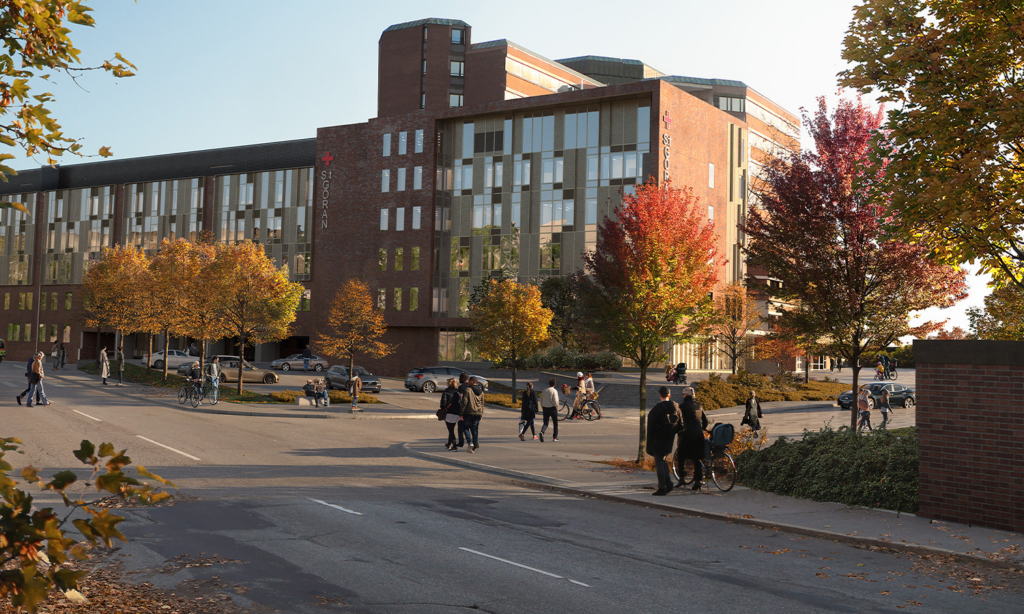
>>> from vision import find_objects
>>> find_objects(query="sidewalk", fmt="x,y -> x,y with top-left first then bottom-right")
404,412 -> 1023,569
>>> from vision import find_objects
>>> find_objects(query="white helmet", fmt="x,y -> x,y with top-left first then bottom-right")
577,372 -> 584,378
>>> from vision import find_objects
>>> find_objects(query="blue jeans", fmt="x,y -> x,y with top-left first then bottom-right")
303,358 -> 310,371
460,415 -> 481,448
27,380 -> 48,406
209,377 -> 219,402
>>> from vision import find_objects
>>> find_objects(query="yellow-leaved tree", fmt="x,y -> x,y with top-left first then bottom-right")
210,241 -> 303,393
468,278 -> 553,404
147,239 -> 202,379
315,278 -> 396,388
167,239 -> 223,373
81,244 -> 149,357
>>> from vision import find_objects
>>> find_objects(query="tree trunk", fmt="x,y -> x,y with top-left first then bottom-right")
349,352 -> 355,401
236,333 -> 245,394
199,340 -> 206,377
162,328 -> 170,381
636,350 -> 648,464
147,333 -> 153,370
805,356 -> 810,383
850,363 -> 861,431
511,350 -> 517,406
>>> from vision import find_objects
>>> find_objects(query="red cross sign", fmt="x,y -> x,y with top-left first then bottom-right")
321,152 -> 334,166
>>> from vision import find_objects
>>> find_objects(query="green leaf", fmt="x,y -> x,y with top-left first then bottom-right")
45,470 -> 78,492
86,509 -> 126,547
136,465 -> 177,488
73,440 -> 96,464
97,442 -> 115,457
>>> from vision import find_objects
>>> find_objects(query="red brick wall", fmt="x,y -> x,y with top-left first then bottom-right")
914,340 -> 1024,532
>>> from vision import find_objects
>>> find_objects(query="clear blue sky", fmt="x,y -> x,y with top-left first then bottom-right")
7,0 -> 988,331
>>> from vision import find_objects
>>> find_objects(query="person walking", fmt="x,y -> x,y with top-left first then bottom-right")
16,353 -> 42,405
115,347 -> 125,386
539,377 -> 559,442
677,390 -> 709,490
440,378 -> 461,450
460,376 -> 485,452
302,345 -> 313,372
205,356 -> 220,403
583,372 -> 599,418
519,382 -> 538,440
99,347 -> 110,385
878,388 -> 893,427
857,386 -> 873,432
51,341 -> 60,370
59,343 -> 67,370
836,357 -> 843,373
743,390 -> 762,432
348,373 -> 362,412
647,386 -> 682,496
26,353 -> 51,407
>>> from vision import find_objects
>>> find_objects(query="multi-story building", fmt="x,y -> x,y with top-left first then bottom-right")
0,18 -> 798,373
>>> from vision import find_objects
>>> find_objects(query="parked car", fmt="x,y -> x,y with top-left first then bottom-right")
143,349 -> 193,370
270,353 -> 330,372
326,365 -> 382,394
405,366 -> 489,393
176,355 -> 279,384
837,382 -> 916,410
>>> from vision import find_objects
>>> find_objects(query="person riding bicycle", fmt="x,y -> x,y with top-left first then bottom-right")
875,361 -> 885,380
187,361 -> 203,398
570,372 -> 587,419
673,362 -> 687,384
582,372 -> 600,419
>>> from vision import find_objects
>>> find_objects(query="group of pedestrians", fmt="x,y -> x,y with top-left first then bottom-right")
439,373 -> 485,452
15,351 -> 52,407
50,342 -> 67,370
98,347 -> 126,385
646,386 -> 708,495
857,385 -> 894,431
514,378 -> 561,442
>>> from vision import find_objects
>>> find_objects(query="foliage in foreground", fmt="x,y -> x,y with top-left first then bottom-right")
0,438 -> 173,612
735,426 -> 918,513
695,371 -> 850,411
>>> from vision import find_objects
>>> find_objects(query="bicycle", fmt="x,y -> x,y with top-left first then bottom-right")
202,376 -> 221,405
886,366 -> 898,381
670,423 -> 737,492
177,379 -> 205,408
558,397 -> 601,421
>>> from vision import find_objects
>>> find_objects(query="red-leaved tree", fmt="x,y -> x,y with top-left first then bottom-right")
744,96 -> 967,429
581,180 -> 723,462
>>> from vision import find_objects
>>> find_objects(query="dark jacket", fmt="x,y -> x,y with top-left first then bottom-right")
302,384 -> 316,397
440,385 -> 462,416
302,347 -> 312,359
188,367 -> 202,381
520,389 -> 538,420
677,396 -> 709,461
646,399 -> 681,457
459,382 -> 485,416
744,397 -> 762,430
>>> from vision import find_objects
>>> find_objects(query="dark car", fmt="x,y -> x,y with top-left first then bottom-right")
837,382 -> 916,410
326,365 -> 382,394
404,366 -> 489,393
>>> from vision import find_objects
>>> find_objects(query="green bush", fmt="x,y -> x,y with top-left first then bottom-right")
268,389 -> 380,404
735,426 -> 918,513
694,371 -> 849,410
501,347 -> 622,371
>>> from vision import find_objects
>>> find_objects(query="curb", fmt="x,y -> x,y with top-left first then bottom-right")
402,443 -> 1019,571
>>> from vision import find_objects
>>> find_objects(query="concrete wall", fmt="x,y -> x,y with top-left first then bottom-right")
914,340 -> 1024,532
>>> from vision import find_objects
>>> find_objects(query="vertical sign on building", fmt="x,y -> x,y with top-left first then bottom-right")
320,152 -> 333,229
662,111 -> 672,182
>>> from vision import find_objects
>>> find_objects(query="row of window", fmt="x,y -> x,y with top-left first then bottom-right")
4,291 -> 73,311
449,150 -> 647,193
381,167 -> 424,192
378,247 -> 422,272
377,287 -> 419,312
382,130 -> 425,157
379,207 -> 423,231
6,323 -> 71,344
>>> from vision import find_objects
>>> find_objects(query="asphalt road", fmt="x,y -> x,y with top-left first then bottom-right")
3,364 -> 1017,614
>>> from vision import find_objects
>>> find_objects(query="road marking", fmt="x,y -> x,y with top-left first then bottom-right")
309,498 -> 363,516
72,410 -> 102,422
460,548 -> 590,587
135,436 -> 201,461
569,579 -> 591,587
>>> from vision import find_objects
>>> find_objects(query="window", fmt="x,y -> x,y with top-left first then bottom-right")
423,60 -> 427,75
380,209 -> 389,231
421,93 -> 425,109
2,293 -> 6,309
411,246 -> 420,270
409,287 -> 418,311
381,169 -> 390,192
393,288 -> 402,311
585,198 -> 597,225
450,61 -> 464,77
397,168 -> 406,191
415,130 -> 424,153
412,206 -> 421,230
715,96 -> 746,113
25,293 -> 31,310
399,131 -> 408,155
396,207 -> 405,231
49,324 -> 56,342
452,29 -> 464,44
23,323 -> 31,341
395,248 -> 404,271
462,122 -> 474,157
413,166 -> 423,190
377,288 -> 386,309
65,292 -> 72,309
10,323 -> 18,342
708,206 -> 714,220
38,324 -> 45,343
51,292 -> 57,310
379,249 -> 387,271
709,163 -> 715,189
450,94 -> 463,108
383,133 -> 391,157
62,325 -> 70,343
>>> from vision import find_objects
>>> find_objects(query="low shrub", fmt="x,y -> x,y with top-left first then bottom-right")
484,392 -> 521,409
266,389 -> 380,404
499,347 -> 622,371
694,373 -> 849,411
80,361 -> 186,388
735,426 -> 918,513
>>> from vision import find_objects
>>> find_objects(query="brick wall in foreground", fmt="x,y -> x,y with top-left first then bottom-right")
914,340 -> 1024,532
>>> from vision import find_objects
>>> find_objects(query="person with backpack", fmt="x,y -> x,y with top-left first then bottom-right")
440,378 -> 462,450
519,382 -> 538,441
458,375 -> 485,453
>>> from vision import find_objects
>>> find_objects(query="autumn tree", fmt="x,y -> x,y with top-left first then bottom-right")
146,240 -> 200,379
315,278 -> 396,389
840,1 -> 1024,292
580,180 -> 722,462
469,278 -> 553,403
710,281 -> 762,374
751,334 -> 803,380
210,241 -> 303,393
540,273 -> 591,351
968,287 -> 1024,341
167,240 -> 223,372
744,97 -> 967,430
929,326 -> 969,341
81,244 -> 149,357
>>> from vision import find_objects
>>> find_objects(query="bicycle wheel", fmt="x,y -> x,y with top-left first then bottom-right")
590,401 -> 602,419
207,384 -> 220,405
178,386 -> 188,404
889,370 -> 898,381
711,451 -> 737,492
671,456 -> 696,486
560,400 -> 573,420
190,387 -> 201,408
583,405 -> 596,421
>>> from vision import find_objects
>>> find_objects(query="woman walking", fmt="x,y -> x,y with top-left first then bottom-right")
519,382 -> 538,440
857,386 -> 873,432
677,393 -> 709,490
26,353 -> 51,407
51,341 -> 60,370
440,378 -> 461,450
99,347 -> 110,385
878,388 -> 893,427
59,343 -> 67,369
743,390 -> 762,432
115,347 -> 125,386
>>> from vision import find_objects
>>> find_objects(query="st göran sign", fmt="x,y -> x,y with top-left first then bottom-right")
320,151 -> 334,229
662,110 -> 672,182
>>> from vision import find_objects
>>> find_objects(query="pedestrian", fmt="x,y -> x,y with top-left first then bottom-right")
519,381 -> 538,440
459,375 -> 485,452
664,363 -> 673,380
583,372 -> 599,418
315,377 -> 329,407
837,357 -> 843,373
857,386 -> 873,432
115,346 -> 125,386
742,390 -> 762,431
676,389 -> 709,490
539,377 -> 559,442
16,353 -> 42,405
348,372 -> 362,412
51,341 -> 60,370
879,388 -> 893,427
99,347 -> 110,385
440,378 -> 461,450
188,342 -> 198,357
26,353 -> 51,407
647,386 -> 682,496
59,343 -> 67,369
205,356 -> 220,403
302,345 -> 312,372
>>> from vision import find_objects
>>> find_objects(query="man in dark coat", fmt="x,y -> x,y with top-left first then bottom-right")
646,386 -> 681,496
676,389 -> 709,490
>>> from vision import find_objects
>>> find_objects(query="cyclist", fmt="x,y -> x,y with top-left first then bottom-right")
187,362 -> 204,402
582,372 -> 600,419
204,356 -> 221,403
874,361 -> 885,380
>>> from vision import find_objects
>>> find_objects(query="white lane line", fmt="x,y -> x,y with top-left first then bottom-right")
72,410 -> 102,422
461,547 -> 590,588
309,498 -> 363,516
135,435 -> 201,461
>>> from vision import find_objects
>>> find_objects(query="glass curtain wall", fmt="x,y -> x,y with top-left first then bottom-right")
124,178 -> 204,254
0,193 -> 36,285
44,186 -> 113,284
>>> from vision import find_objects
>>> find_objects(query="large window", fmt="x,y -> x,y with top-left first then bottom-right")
0,193 -> 35,285
450,61 -> 464,77
45,186 -> 114,285
451,29 -> 464,44
715,96 -> 746,113
450,94 -> 464,108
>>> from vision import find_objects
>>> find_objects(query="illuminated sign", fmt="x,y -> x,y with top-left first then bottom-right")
320,152 -> 333,229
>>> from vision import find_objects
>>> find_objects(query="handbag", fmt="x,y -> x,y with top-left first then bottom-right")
435,407 -> 445,421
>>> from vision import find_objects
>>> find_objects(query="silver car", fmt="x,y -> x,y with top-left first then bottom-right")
405,366 -> 489,393
326,365 -> 382,394
270,353 -> 330,372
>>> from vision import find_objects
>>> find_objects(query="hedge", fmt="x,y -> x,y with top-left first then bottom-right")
268,389 -> 380,404
694,371 -> 850,411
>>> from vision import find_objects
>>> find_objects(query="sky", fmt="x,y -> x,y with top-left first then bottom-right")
6,0 -> 989,332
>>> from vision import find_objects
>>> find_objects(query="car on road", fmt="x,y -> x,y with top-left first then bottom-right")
405,366 -> 489,393
270,353 -> 330,372
176,355 -> 279,384
837,382 -> 916,410
143,349 -> 194,370
325,365 -> 382,394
